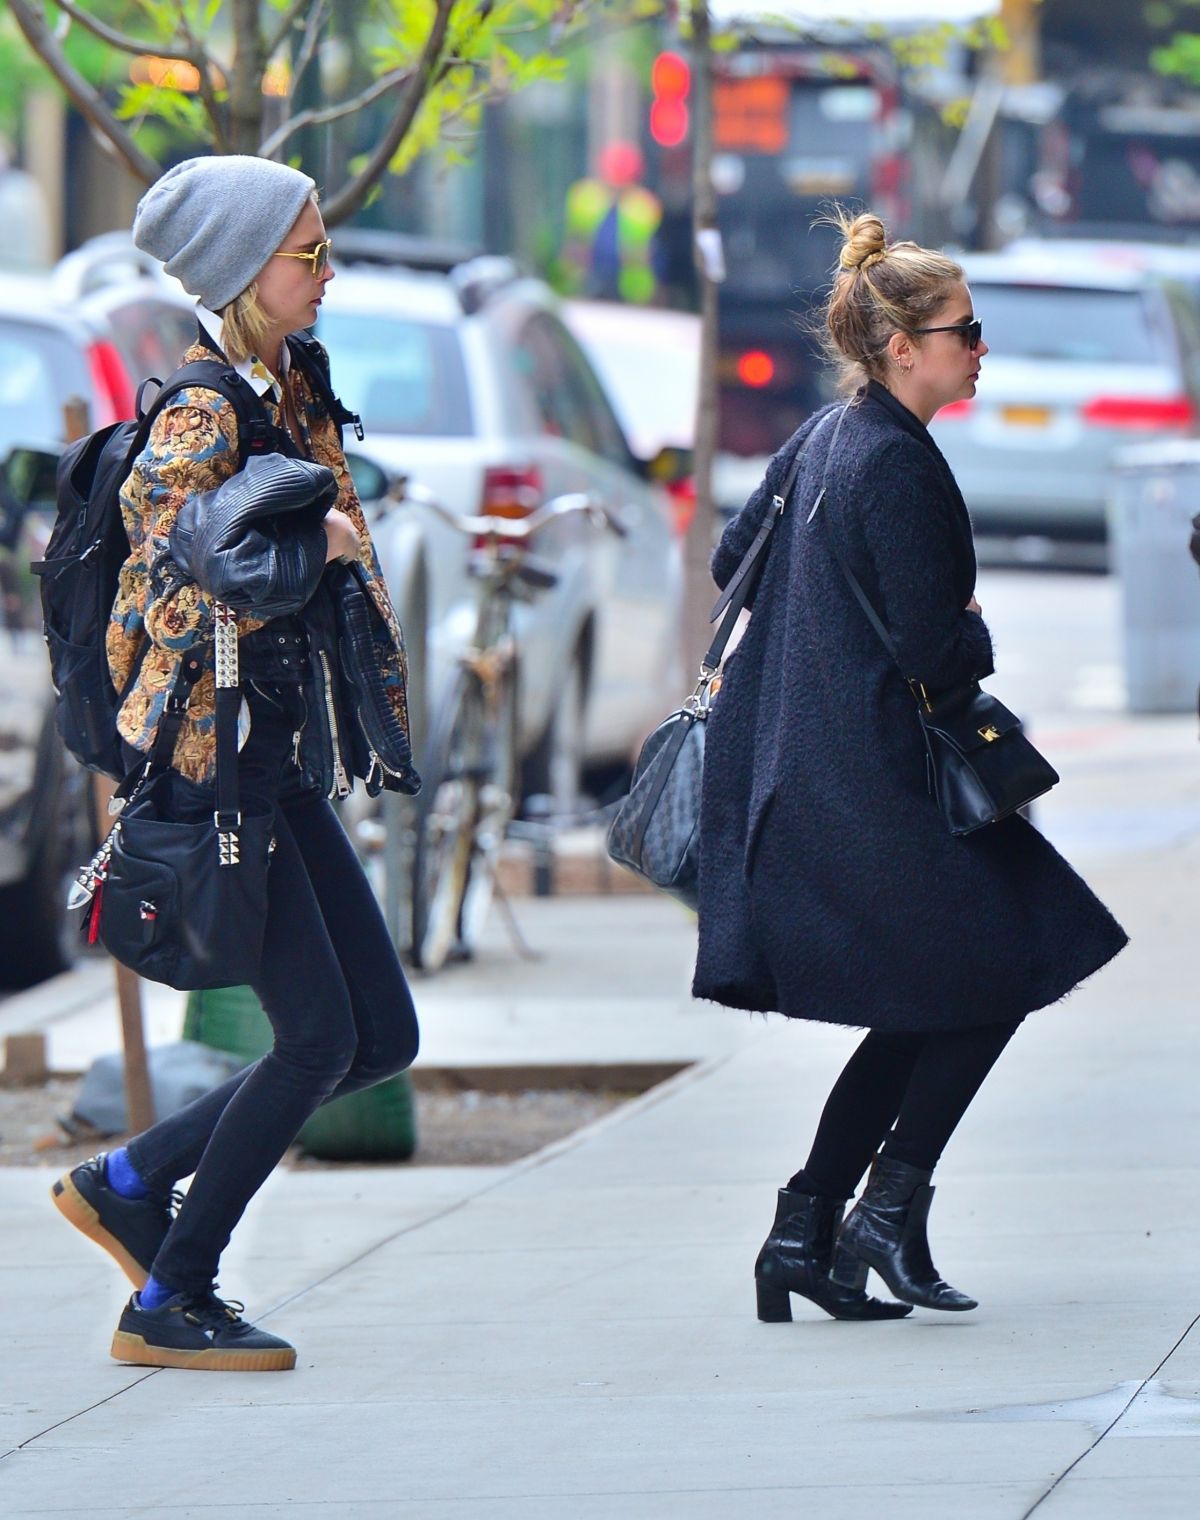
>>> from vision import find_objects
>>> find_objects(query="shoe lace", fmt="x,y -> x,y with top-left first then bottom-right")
181,1287 -> 246,1328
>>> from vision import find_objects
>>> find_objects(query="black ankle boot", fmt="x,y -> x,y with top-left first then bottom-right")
830,1157 -> 977,1312
754,1188 -> 912,1323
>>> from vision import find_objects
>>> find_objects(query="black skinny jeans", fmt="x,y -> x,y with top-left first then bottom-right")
126,684 -> 419,1294
789,1020 -> 1023,1201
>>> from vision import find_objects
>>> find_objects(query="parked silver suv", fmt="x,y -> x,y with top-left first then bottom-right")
929,246 -> 1200,548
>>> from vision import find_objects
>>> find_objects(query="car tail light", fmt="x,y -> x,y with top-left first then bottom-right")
937,399 -> 974,420
665,476 -> 696,537
87,340 -> 135,425
735,350 -> 775,389
1081,395 -> 1196,430
481,464 -> 542,519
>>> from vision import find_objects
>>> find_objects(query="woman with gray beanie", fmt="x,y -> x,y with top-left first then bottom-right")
52,155 -> 421,1371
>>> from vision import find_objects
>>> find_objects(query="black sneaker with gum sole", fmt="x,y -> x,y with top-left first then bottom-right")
111,1291 -> 297,1372
51,1155 -> 176,1288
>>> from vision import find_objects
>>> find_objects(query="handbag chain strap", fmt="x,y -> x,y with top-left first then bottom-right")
212,603 -> 244,864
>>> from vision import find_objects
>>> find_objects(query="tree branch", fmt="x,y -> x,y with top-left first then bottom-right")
175,9 -> 229,152
284,0 -> 328,113
261,62 -> 414,159
321,0 -> 456,225
48,0 -> 197,65
266,0 -> 313,59
9,0 -> 160,184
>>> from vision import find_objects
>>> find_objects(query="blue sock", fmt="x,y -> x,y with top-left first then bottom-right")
105,1148 -> 149,1200
137,1275 -> 175,1310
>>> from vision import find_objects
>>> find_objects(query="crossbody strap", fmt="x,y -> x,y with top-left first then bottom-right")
810,402 -> 908,675
701,408 -> 837,674
135,605 -> 243,851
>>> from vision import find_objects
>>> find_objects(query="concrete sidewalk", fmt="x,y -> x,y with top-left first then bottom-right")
2,712 -> 1200,1518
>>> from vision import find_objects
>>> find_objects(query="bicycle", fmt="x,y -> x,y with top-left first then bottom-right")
390,479 -> 626,973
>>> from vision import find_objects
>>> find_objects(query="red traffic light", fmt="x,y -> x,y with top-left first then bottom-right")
650,51 -> 690,147
652,51 -> 690,101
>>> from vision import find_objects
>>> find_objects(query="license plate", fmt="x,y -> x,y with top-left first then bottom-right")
1001,405 -> 1051,427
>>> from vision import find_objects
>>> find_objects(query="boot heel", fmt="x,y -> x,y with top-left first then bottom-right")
830,1240 -> 868,1291
755,1280 -> 792,1323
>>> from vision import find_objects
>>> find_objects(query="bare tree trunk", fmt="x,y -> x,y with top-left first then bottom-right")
229,0 -> 268,154
684,0 -> 720,674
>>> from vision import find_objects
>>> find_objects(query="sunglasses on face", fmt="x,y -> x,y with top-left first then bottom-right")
910,317 -> 983,349
273,238 -> 332,279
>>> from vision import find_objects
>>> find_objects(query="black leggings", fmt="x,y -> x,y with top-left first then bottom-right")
126,686 -> 419,1293
788,1020 -> 1022,1200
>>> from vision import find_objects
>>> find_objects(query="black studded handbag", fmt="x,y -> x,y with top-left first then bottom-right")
71,605 -> 274,989
606,419 -> 830,907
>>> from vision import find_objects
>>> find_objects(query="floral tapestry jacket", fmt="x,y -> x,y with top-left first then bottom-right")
108,334 -> 409,785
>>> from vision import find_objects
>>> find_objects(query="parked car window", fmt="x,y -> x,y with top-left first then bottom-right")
511,315 -> 596,448
553,322 -> 638,470
317,312 -> 473,437
514,314 -> 632,467
0,322 -> 87,452
971,283 -> 1176,366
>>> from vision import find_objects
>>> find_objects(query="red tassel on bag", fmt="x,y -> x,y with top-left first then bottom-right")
86,881 -> 103,945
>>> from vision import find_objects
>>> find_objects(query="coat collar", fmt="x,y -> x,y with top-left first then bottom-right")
861,379 -> 935,449
861,378 -> 968,507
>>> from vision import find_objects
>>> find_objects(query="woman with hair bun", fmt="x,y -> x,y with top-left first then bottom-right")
694,208 -> 1126,1322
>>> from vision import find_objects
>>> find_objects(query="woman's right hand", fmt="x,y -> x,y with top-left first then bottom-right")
323,508 -> 361,564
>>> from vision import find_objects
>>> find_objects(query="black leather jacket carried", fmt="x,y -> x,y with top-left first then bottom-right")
169,453 -> 420,799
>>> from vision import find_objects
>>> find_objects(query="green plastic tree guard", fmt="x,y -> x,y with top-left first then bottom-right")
183,986 -> 417,1160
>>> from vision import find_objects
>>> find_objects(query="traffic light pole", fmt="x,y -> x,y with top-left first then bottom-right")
685,0 -> 722,673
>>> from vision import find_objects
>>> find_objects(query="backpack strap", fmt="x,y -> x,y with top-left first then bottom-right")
287,329 -> 365,443
155,333 -> 276,460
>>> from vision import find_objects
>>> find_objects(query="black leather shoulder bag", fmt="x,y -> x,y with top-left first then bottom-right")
814,403 -> 1059,835
71,605 -> 275,989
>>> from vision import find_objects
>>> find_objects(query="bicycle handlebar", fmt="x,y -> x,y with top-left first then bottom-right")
394,479 -> 629,541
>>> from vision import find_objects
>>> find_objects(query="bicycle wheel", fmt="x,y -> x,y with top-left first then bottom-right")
410,669 -> 482,973
455,654 -> 520,956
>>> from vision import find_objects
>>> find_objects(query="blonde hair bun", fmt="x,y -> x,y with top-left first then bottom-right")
818,202 -> 963,393
837,211 -> 888,273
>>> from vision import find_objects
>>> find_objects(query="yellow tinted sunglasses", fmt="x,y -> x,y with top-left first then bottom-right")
273,238 -> 332,278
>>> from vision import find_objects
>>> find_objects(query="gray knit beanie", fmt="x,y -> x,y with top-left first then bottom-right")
132,155 -> 316,312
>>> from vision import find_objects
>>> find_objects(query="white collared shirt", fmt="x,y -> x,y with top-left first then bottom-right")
194,303 -> 289,402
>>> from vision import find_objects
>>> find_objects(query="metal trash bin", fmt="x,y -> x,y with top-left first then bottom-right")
1111,441 -> 1200,712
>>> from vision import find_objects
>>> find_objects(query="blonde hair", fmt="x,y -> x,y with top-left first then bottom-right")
820,206 -> 963,391
218,282 -> 273,366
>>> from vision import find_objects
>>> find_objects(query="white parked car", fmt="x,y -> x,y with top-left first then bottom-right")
319,257 -> 685,805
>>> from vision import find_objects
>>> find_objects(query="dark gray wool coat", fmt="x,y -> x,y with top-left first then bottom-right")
692,379 -> 1128,1031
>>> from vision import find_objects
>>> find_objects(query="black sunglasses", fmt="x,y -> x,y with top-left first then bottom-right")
910,318 -> 983,349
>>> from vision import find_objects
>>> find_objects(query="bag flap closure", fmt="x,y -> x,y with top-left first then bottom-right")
920,683 -> 1023,754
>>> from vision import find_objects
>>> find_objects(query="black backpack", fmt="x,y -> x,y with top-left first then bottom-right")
32,332 -> 362,780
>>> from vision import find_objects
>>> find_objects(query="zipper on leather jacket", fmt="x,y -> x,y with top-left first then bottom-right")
365,748 -> 407,795
316,648 -> 351,798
